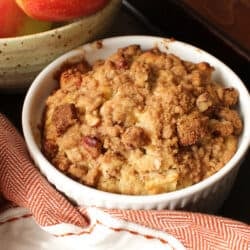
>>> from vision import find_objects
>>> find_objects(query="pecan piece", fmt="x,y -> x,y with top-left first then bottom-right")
196,92 -> 213,112
82,136 -> 102,158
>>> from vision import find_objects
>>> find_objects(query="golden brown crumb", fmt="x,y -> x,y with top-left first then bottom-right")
209,119 -> 234,137
217,87 -> 239,107
42,45 -> 242,195
82,166 -> 100,187
121,126 -> 150,149
217,107 -> 242,135
52,103 -> 78,136
42,139 -> 58,160
177,112 -> 208,146
60,61 -> 90,89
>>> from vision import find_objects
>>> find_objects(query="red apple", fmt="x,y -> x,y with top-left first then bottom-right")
0,0 -> 52,38
15,0 -> 110,22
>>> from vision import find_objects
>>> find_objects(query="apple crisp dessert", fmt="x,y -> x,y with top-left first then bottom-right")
42,45 -> 242,195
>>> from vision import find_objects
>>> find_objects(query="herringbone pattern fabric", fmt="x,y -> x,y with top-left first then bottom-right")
0,113 -> 249,249
0,113 -> 88,227
105,209 -> 250,250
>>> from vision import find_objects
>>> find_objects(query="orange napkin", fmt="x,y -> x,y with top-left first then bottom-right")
0,113 -> 88,227
0,113 -> 249,250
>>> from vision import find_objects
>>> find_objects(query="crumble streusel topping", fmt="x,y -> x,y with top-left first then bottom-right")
42,45 -> 242,195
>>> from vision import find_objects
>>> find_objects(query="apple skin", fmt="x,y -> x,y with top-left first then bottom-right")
0,0 -> 24,37
0,0 -> 52,38
15,0 -> 110,22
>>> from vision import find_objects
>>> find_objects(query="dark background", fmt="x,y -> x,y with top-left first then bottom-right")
0,0 -> 249,224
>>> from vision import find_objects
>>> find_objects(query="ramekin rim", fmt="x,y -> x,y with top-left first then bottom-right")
22,35 -> 250,205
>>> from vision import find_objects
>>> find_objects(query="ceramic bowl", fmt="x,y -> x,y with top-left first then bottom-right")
0,0 -> 121,92
22,36 -> 250,213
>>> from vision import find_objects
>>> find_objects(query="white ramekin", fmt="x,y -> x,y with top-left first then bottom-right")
22,36 -> 250,213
